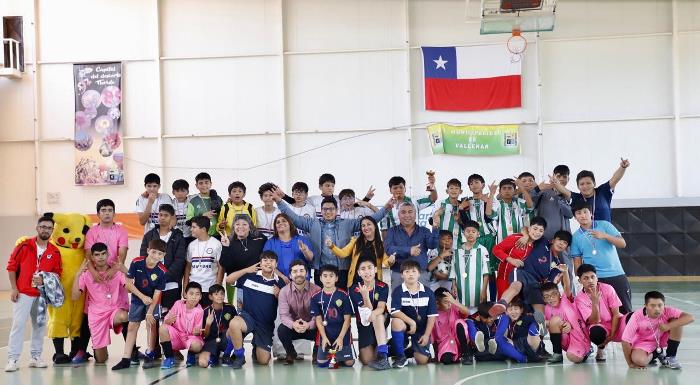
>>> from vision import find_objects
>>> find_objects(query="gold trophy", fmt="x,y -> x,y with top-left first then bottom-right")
426,170 -> 436,192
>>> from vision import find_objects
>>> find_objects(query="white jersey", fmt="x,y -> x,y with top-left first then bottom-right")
255,206 -> 281,239
307,195 -> 340,219
339,206 -> 375,236
186,237 -> 222,293
434,197 -> 463,248
465,197 -> 496,237
449,244 -> 490,307
173,198 -> 191,237
492,198 -> 532,242
288,203 -> 316,236
136,193 -> 174,233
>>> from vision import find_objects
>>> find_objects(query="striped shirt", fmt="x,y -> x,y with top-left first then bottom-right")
255,206 -> 281,239
464,198 -> 496,237
186,237 -> 222,293
435,197 -> 463,248
492,198 -> 532,242
449,244 -> 490,308
382,195 -> 433,230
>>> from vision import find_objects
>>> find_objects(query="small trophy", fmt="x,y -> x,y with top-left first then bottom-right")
426,170 -> 436,192
328,348 -> 339,369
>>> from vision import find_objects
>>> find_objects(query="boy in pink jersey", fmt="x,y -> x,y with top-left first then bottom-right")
541,264 -> 592,364
622,291 -> 694,370
71,243 -> 129,364
575,264 -> 626,362
431,288 -> 473,365
159,281 -> 205,369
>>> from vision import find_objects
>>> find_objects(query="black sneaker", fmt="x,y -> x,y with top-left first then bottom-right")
130,350 -> 140,365
111,358 -> 131,371
142,358 -> 159,369
231,356 -> 246,370
368,356 -> 391,370
460,354 -> 474,365
220,356 -> 233,367
53,353 -> 71,365
392,356 -> 408,369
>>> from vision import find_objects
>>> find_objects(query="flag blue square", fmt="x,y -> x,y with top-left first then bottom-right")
422,47 -> 457,79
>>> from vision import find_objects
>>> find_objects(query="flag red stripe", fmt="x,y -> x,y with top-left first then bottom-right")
425,75 -> 521,111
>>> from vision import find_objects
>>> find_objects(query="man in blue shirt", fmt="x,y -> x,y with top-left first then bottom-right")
224,250 -> 286,369
385,202 -> 442,291
272,186 -> 389,289
571,201 -> 630,313
389,260 -> 438,368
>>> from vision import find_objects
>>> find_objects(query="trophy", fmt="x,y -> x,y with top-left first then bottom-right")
327,348 -> 339,369
426,170 -> 436,192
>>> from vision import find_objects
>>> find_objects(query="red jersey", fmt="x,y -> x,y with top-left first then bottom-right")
492,234 -> 533,297
7,237 -> 63,296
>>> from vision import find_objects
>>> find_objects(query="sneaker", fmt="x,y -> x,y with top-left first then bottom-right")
142,358 -> 159,369
547,353 -> 564,364
488,339 -> 498,355
5,360 -> 19,372
28,356 -> 48,368
71,351 -> 88,365
174,351 -> 184,361
661,356 -> 682,370
392,356 -> 408,369
220,356 -> 233,367
296,353 -> 305,361
580,347 -> 594,363
460,354 -> 474,365
368,356 -> 391,370
474,331 -> 486,352
111,358 -> 131,371
53,353 -> 71,365
595,348 -> 607,362
489,300 -> 507,317
534,311 -> 548,337
208,355 -> 219,367
160,357 -> 176,369
231,356 -> 246,370
186,353 -> 196,367
130,350 -> 140,365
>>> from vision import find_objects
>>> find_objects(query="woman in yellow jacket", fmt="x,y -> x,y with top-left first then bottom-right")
326,216 -> 394,288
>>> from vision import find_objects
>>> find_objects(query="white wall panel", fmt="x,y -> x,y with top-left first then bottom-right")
286,51 -> 410,131
541,36 -> 673,121
0,143 -> 35,215
677,0 -> 700,31
160,0 -> 281,57
0,70 -> 35,141
162,57 -> 283,136
542,120 -> 674,199
38,64 -> 74,139
410,0 -> 503,46
284,0 -> 406,52
38,0 -> 156,62
679,118 -> 700,196
679,34 -> 700,116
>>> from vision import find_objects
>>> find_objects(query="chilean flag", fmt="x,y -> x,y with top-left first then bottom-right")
422,46 -> 521,111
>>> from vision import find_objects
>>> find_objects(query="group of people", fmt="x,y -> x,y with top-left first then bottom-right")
5,159 -> 695,373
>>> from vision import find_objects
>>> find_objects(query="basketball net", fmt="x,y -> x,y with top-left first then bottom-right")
507,27 -> 527,63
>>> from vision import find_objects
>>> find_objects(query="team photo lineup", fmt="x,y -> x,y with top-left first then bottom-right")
6,159 -> 695,374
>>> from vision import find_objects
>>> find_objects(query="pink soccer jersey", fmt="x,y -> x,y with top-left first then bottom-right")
79,270 -> 128,349
622,306 -> 683,353
84,224 -> 129,265
575,282 -> 624,340
545,295 -> 591,357
164,299 -> 204,350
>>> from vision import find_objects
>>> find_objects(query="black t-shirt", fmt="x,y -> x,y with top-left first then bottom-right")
219,235 -> 267,273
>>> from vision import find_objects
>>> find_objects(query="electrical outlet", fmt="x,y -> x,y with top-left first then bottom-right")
47,192 -> 61,205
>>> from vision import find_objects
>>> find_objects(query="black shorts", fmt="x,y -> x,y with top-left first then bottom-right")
239,310 -> 273,352
513,336 -> 540,361
357,314 -> 390,349
509,269 -> 545,305
203,338 -> 227,355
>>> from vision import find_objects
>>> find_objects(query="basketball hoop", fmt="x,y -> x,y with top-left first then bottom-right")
506,27 -> 527,62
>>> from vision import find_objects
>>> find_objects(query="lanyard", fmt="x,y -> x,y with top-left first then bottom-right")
321,290 -> 337,326
578,223 -> 598,255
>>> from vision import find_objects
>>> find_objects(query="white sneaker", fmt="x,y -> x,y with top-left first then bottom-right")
474,331 -> 485,352
662,356 -> 682,370
5,360 -> 18,372
28,357 -> 47,368
595,348 -> 607,362
488,339 -> 498,355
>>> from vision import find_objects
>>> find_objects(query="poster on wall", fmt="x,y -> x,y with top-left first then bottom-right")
427,123 -> 520,156
73,62 -> 124,185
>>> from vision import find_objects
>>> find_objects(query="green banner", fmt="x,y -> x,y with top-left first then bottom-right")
427,123 -> 520,156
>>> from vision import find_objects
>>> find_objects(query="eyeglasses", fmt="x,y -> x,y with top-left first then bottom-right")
38,226 -> 54,230
321,207 -> 336,212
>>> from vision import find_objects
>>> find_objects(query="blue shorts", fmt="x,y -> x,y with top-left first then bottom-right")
508,269 -> 545,305
203,338 -> 227,355
238,310 -> 273,352
407,333 -> 431,358
128,300 -> 161,322
317,334 -> 353,362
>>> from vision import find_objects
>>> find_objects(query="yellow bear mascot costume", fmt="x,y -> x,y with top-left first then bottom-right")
47,213 -> 92,361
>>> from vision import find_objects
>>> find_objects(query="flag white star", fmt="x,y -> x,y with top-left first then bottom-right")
433,55 -> 448,70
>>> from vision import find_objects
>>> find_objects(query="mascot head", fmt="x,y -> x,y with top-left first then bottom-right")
44,212 -> 92,250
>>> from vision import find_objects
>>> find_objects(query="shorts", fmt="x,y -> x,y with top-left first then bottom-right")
512,336 -> 539,361
166,324 -> 203,351
160,288 -> 181,315
588,313 -> 626,344
88,308 -> 125,349
128,300 -> 161,322
509,269 -> 545,305
203,338 -> 228,355
562,332 -> 591,358
407,333 -> 431,358
239,310 -> 273,352
357,314 -> 390,349
317,335 -> 353,362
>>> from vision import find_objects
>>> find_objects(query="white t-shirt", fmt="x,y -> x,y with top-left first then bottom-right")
159,231 -> 172,243
136,193 -> 174,233
308,195 -> 339,219
173,199 -> 190,237
255,206 -> 281,239
289,203 -> 316,236
186,237 -> 222,293
339,206 -> 375,236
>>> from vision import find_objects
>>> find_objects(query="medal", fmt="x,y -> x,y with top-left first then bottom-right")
656,347 -> 663,354
216,337 -> 221,343
592,250 -> 598,256
106,294 -> 112,299
417,315 -> 422,322
322,321 -> 328,327
321,290 -> 336,329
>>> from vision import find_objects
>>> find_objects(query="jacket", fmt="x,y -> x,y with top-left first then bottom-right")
6,237 -> 63,297
330,236 -> 389,287
36,271 -> 64,326
139,226 -> 187,286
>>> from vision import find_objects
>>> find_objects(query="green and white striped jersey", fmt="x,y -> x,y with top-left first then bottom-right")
465,198 -> 497,237
435,198 -> 463,249
492,198 -> 533,242
381,195 -> 433,229
449,243 -> 490,308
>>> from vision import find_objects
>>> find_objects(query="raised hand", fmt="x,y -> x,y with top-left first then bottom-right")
365,185 -> 376,200
620,157 -> 630,169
